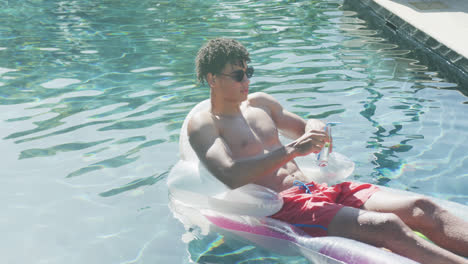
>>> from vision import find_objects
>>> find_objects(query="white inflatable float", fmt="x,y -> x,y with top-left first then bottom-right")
167,100 -> 468,264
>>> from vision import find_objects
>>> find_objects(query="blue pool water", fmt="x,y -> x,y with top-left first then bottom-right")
1,0 -> 467,263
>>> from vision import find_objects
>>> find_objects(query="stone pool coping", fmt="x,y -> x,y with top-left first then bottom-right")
346,0 -> 468,90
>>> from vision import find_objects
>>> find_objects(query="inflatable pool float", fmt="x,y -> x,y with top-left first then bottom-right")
167,100 -> 468,264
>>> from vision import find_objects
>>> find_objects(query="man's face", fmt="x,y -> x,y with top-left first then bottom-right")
215,62 -> 251,103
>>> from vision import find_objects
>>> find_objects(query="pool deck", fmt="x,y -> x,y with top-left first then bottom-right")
351,0 -> 468,86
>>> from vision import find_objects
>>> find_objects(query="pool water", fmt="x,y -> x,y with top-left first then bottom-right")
1,0 -> 467,263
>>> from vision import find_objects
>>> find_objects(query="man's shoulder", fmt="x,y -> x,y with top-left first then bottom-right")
248,92 -> 278,106
188,110 -> 214,133
248,92 -> 282,112
248,91 -> 273,101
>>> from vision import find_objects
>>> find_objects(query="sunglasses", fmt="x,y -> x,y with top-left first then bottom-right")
219,66 -> 254,82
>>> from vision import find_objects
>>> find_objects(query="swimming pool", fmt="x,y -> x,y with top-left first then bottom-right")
1,0 -> 467,263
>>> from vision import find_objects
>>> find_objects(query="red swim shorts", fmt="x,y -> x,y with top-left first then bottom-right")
270,181 -> 380,237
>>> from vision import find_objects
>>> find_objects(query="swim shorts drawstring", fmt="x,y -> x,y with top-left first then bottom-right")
290,181 -> 328,232
293,180 -> 314,194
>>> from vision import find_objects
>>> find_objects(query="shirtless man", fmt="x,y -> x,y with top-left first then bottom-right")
188,38 -> 468,264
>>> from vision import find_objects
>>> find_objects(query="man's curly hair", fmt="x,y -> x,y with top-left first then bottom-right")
195,38 -> 250,84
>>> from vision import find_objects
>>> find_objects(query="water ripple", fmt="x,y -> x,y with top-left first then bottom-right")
1,1 -> 467,263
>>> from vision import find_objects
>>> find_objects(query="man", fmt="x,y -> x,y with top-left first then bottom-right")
188,38 -> 468,263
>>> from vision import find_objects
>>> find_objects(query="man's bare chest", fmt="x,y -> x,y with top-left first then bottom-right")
216,108 -> 279,158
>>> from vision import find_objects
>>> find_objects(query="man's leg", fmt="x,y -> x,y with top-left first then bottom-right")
327,206 -> 468,264
362,190 -> 468,257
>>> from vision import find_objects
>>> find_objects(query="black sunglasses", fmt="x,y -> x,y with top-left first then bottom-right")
219,66 -> 254,82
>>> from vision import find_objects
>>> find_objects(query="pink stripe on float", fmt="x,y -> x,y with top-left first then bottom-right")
205,215 -> 296,242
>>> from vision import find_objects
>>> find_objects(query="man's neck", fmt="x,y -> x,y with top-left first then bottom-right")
210,95 -> 243,117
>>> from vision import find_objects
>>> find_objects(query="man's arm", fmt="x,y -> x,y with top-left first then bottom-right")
187,111 -> 322,189
250,92 -> 327,140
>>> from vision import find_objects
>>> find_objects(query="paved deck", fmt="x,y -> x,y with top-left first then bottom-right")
350,0 -> 468,87
374,0 -> 468,59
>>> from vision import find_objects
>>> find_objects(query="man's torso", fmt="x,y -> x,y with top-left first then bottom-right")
211,97 -> 307,191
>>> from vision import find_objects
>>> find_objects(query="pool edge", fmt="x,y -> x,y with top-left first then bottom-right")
344,0 -> 468,93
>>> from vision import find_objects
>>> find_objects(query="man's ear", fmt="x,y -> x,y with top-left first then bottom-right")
206,73 -> 216,87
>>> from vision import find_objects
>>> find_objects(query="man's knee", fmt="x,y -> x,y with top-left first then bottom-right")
408,197 -> 445,229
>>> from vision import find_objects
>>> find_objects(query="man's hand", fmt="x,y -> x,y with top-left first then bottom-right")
306,119 -> 333,152
287,129 -> 328,156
